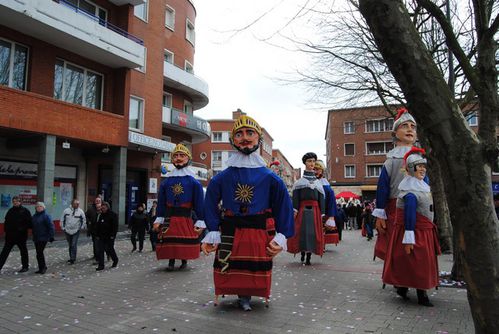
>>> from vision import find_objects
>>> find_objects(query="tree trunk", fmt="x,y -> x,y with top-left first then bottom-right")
359,1 -> 499,332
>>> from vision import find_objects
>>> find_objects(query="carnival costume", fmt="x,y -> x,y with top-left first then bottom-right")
382,148 -> 441,306
287,153 -> 326,263
372,108 -> 416,261
154,144 -> 205,270
202,115 -> 294,310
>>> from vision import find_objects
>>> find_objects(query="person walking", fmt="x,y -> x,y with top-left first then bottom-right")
0,196 -> 32,273
86,196 -> 102,262
201,115 -> 294,311
94,202 -> 119,271
152,144 -> 205,271
382,148 -> 440,306
129,203 -> 149,252
287,152 -> 325,266
335,204 -> 346,241
31,202 -> 55,274
148,201 -> 158,251
60,199 -> 86,264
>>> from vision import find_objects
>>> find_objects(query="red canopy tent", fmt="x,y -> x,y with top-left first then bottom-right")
335,191 -> 361,199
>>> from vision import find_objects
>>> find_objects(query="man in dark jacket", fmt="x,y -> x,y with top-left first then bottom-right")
129,203 -> 149,252
0,196 -> 32,273
94,201 -> 119,271
85,196 -> 102,262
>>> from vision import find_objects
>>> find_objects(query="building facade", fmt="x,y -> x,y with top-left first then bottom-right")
325,105 -> 486,201
271,149 -> 296,191
0,0 -> 209,233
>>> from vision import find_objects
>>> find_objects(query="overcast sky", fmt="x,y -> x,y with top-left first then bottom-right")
193,1 -> 329,169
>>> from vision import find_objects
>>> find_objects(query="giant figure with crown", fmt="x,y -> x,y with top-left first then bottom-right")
201,114 -> 294,311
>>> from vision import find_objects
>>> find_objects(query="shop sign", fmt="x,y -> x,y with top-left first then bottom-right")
128,131 -> 175,152
171,109 -> 210,136
0,161 -> 76,179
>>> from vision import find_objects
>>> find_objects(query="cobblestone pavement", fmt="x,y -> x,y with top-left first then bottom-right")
0,230 -> 473,333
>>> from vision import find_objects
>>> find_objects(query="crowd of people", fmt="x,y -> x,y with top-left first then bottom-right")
0,111 -> 440,310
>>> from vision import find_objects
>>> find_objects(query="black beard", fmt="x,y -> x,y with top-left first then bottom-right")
235,144 -> 260,155
174,162 -> 189,169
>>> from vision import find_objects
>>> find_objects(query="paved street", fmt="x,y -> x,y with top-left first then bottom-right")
0,230 -> 473,334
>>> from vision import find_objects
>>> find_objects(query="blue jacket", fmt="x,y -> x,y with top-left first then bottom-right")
32,210 -> 55,242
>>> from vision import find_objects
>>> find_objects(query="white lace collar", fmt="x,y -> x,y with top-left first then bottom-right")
398,175 -> 430,193
387,145 -> 412,158
165,167 -> 196,178
227,151 -> 267,168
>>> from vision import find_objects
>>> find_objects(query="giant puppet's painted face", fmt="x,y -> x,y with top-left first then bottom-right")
172,152 -> 190,169
232,127 -> 260,155
304,158 -> 316,171
414,163 -> 427,180
394,121 -> 417,146
313,166 -> 323,178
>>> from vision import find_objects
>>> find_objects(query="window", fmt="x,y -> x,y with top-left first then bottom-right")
185,60 -> 193,74
164,49 -> 174,64
186,19 -> 195,45
134,0 -> 148,21
165,5 -> 175,30
66,0 -> 107,23
366,164 -> 383,177
467,112 -> 478,126
161,152 -> 171,163
0,38 -> 28,90
184,100 -> 193,114
54,59 -> 103,109
163,93 -> 172,108
344,143 -> 355,156
212,132 -> 223,142
129,96 -> 144,131
365,118 -> 394,133
366,141 -> 394,155
344,121 -> 355,134
345,165 -> 355,178
212,151 -> 222,167
136,47 -> 146,73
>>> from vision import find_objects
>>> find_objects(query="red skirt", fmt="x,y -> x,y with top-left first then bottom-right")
156,215 -> 200,260
213,213 -> 275,298
382,211 -> 441,290
287,200 -> 324,256
373,199 -> 396,260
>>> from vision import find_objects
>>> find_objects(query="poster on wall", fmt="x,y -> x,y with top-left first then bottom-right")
60,183 -> 73,208
149,178 -> 158,194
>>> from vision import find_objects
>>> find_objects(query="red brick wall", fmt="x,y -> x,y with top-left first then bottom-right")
192,120 -> 233,168
0,86 -> 127,146
326,106 -> 394,185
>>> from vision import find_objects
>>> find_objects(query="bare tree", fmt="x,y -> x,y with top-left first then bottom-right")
358,0 -> 499,332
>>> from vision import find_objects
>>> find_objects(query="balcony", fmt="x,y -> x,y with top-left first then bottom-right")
109,0 -> 145,5
0,86 -> 127,146
162,107 -> 211,144
0,0 -> 144,68
163,62 -> 209,110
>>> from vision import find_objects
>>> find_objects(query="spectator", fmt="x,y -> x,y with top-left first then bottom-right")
60,198 -> 86,264
31,202 -> 55,274
335,204 -> 347,241
0,196 -> 32,273
94,201 -> 118,271
129,203 -> 149,252
86,196 -> 102,262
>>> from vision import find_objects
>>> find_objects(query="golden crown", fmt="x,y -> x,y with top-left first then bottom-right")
172,143 -> 192,159
232,115 -> 262,137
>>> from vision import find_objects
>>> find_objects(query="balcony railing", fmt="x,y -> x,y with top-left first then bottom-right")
58,0 -> 144,45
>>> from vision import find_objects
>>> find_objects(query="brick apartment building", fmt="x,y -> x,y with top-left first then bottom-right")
325,105 -> 491,201
192,109 -> 295,188
271,149 -> 296,191
0,0 -> 210,232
